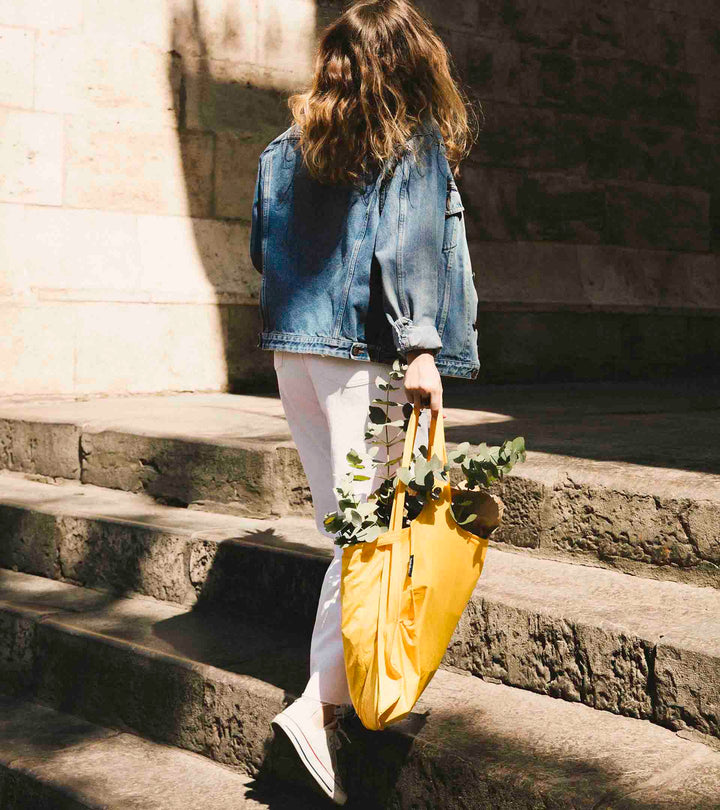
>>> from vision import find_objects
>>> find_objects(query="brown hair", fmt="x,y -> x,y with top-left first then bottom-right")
288,0 -> 479,186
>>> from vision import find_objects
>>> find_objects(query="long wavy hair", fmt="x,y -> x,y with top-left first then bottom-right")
288,0 -> 479,186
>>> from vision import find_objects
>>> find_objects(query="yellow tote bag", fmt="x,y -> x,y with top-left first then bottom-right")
340,405 -> 490,731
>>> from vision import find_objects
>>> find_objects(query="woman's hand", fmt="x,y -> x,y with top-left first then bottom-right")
404,350 -> 443,417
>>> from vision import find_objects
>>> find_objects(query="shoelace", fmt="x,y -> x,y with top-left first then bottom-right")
327,722 -> 351,752
326,705 -> 353,752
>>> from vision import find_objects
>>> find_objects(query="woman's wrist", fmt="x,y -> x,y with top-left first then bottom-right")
406,349 -> 437,363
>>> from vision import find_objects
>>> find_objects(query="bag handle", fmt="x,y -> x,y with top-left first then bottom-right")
389,406 -> 447,532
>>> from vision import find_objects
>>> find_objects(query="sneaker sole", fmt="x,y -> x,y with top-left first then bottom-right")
271,712 -> 348,806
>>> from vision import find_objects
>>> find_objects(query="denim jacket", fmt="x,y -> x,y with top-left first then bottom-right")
250,119 -> 479,379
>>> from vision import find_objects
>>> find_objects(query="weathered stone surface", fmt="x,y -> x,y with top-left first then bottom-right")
446,603 -> 654,719
4,504 -> 720,741
22,207 -> 142,296
0,0 -> 82,30
36,618 -> 206,754
625,5 -> 687,69
0,27 -> 34,110
476,308 -> 720,382
686,15 -> 720,76
0,110 -> 63,206
73,302 -> 228,395
1,387 -> 719,584
56,516 -> 193,604
519,50 -> 699,126
416,0 -> 479,33
35,31 -> 178,124
215,134 -> 264,220
518,172 -> 606,243
137,215 -> 260,304
0,698 -> 312,810
500,0 -> 576,50
82,0 -> 170,49
183,59 -> 292,134
465,37 -> 523,104
203,670 -> 287,774
0,606 -> 37,695
254,0 -> 315,80
655,636 -> 720,739
606,183 -> 710,252
462,165 -> 605,243
223,304 -> 276,391
544,482 -> 696,568
0,507 -> 60,579
471,241 -> 582,305
573,0 -> 626,58
0,420 -> 80,479
80,431 -> 281,517
4,587 -> 720,808
65,120 -> 213,216
169,0 -> 258,62
577,245 -> 720,309
583,117 -> 720,190
189,534 -> 326,631
467,103 -> 586,171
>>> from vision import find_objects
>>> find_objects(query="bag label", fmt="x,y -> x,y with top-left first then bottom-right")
407,554 -> 414,577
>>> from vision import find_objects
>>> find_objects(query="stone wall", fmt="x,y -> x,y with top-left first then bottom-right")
0,0 -> 309,395
425,0 -> 720,380
1,0 -> 718,395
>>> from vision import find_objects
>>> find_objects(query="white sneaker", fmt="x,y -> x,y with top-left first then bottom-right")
271,697 -> 349,805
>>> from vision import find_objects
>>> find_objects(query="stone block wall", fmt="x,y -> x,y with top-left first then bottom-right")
0,0 -> 718,395
426,0 -> 720,380
0,0 -> 309,396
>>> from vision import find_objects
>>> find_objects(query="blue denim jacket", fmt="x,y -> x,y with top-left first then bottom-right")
250,119 -> 479,379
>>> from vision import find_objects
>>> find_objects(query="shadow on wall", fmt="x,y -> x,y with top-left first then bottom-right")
167,0 -> 323,393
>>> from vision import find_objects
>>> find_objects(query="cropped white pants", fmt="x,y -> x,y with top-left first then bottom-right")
273,350 -> 429,705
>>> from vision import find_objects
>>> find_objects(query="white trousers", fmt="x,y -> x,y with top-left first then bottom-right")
273,350 -> 429,705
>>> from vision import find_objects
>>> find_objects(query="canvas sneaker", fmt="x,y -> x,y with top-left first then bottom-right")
271,696 -> 351,805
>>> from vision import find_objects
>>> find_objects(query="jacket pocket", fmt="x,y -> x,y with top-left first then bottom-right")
442,181 -> 465,253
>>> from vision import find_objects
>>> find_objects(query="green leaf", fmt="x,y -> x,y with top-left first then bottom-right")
364,423 -> 384,437
346,449 -> 363,465
353,474 -> 371,481
397,467 -> 413,485
369,406 -> 389,425
385,418 -> 406,427
361,524 -> 382,543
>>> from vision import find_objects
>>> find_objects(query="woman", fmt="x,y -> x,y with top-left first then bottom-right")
249,0 -> 479,803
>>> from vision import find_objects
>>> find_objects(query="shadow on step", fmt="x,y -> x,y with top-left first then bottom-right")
443,377 -> 720,475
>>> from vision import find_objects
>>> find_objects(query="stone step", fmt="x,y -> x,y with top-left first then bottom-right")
1,569 -> 719,809
0,389 -> 718,589
0,474 -> 718,744
0,695 -> 320,809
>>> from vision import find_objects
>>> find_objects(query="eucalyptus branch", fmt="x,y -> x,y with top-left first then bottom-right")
323,358 -> 527,547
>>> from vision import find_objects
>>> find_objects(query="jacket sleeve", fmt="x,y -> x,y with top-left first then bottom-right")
374,135 -> 447,356
250,159 -> 263,274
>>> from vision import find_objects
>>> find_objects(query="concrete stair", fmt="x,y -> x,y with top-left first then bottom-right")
0,383 -> 718,589
0,382 -> 719,806
0,695 -> 317,809
1,568 -> 720,808
0,471 -> 718,746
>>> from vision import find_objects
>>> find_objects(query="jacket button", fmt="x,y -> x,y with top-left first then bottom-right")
472,321 -> 478,331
